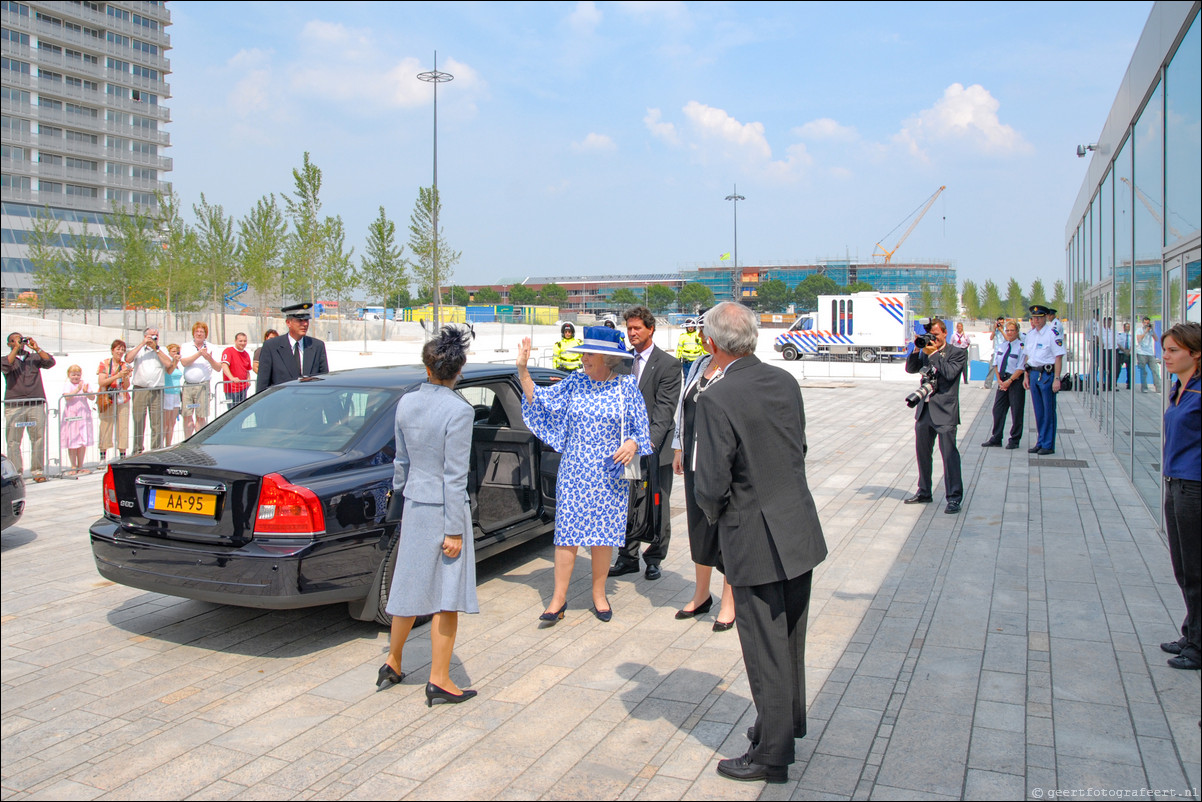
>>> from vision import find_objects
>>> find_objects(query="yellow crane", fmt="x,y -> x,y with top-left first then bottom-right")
874,185 -> 946,264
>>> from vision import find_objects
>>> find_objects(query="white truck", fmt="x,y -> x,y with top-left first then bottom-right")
774,291 -> 912,362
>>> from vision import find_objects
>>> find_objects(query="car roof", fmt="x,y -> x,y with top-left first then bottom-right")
280,363 -> 562,389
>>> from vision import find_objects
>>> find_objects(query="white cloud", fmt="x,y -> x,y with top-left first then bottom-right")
567,1 -> 602,34
225,49 -> 273,117
682,101 -> 771,160
644,108 -> 680,145
895,83 -> 1030,158
572,133 -> 617,153
794,118 -> 858,142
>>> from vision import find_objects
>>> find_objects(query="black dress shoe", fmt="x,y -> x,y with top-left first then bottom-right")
608,560 -> 639,577
1037,448 -> 1055,455
980,440 -> 1002,447
712,619 -> 735,632
591,604 -> 613,622
944,501 -> 961,514
716,752 -> 787,784
376,663 -> 405,692
675,596 -> 713,619
425,682 -> 478,706
1161,640 -> 1184,655
1005,442 -> 1020,450
1167,654 -> 1201,670
1028,445 -> 1043,453
644,564 -> 662,581
903,494 -> 933,504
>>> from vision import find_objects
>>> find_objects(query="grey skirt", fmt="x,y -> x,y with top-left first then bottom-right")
385,498 -> 479,617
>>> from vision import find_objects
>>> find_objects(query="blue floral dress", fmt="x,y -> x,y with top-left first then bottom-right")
522,371 -> 653,547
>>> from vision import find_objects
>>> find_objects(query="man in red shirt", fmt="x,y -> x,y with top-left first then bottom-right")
221,332 -> 252,407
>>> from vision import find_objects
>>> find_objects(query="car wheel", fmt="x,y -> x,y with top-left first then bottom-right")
781,345 -> 799,361
859,348 -> 877,363
373,537 -> 433,629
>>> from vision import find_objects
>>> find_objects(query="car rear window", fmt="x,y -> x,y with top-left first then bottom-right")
191,385 -> 399,451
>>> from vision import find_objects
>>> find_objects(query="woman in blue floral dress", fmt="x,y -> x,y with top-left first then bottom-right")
517,328 -> 652,623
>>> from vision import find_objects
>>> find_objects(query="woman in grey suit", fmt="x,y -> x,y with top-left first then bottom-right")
376,326 -> 479,706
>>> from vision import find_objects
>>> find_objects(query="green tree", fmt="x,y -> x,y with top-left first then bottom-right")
28,209 -> 66,313
794,274 -> 839,310
105,201 -> 160,333
919,281 -> 936,317
981,280 -> 1004,320
238,194 -> 287,331
283,152 -> 326,308
646,284 -> 677,313
677,281 -> 715,312
443,285 -> 470,306
1004,278 -> 1026,319
388,286 -> 413,309
509,284 -> 537,305
322,215 -> 358,340
156,190 -> 202,325
961,279 -> 981,319
193,193 -> 240,342
538,282 -> 569,307
71,219 -> 108,323
1052,280 -> 1067,311
843,281 -> 875,293
406,186 -> 461,323
610,288 -> 640,307
752,279 -> 790,312
1029,278 -> 1049,308
473,286 -> 502,303
359,206 -> 405,340
939,281 -> 959,319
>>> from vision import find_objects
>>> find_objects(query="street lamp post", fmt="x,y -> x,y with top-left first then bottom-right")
417,52 -> 453,333
725,185 -> 745,302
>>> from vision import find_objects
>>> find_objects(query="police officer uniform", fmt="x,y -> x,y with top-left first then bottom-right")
552,323 -> 583,372
981,334 -> 1027,449
1024,305 -> 1066,455
676,322 -> 705,376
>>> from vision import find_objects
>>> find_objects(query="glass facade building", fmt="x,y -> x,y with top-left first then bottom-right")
1065,1 -> 1200,517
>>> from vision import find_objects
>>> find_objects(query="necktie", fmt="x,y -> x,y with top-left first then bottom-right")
1001,343 -> 1013,377
635,352 -> 644,383
294,341 -> 302,376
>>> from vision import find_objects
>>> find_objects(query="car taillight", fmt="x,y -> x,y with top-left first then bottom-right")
254,473 -> 325,536
103,466 -> 120,516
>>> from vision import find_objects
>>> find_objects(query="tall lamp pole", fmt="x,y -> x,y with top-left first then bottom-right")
725,185 -> 745,302
418,52 -> 453,331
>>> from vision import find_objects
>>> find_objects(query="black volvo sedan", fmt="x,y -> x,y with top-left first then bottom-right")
90,364 -> 657,624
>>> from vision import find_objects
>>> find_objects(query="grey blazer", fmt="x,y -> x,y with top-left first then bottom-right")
904,344 -> 966,430
393,383 -> 473,536
692,356 -> 827,587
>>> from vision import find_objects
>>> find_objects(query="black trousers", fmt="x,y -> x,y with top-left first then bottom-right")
620,458 -> 673,565
732,570 -> 813,766
1165,478 -> 1201,661
1116,350 -> 1130,388
915,409 -> 962,503
988,380 -> 1026,445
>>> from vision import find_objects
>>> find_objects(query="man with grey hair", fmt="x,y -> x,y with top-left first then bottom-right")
692,301 -> 828,783
126,326 -> 173,453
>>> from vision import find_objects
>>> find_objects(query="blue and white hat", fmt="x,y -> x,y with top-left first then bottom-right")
567,326 -> 635,359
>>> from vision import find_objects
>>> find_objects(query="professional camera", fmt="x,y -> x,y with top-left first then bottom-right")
914,333 -> 934,349
905,365 -> 939,408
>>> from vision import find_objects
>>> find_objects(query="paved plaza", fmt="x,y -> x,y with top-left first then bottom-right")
2,379 -> 1199,800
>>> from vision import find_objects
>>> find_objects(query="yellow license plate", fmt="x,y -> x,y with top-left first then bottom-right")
150,489 -> 217,517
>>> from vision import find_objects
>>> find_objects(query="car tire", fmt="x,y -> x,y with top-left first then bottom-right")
781,345 -> 799,361
373,537 -> 433,629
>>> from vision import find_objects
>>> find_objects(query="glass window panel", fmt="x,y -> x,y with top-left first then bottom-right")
1164,14 -> 1200,243
1114,138 -> 1134,475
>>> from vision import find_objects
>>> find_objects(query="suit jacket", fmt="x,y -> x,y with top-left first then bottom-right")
905,344 -> 965,430
633,343 -> 682,467
254,334 -> 329,392
692,355 -> 827,587
393,383 -> 474,536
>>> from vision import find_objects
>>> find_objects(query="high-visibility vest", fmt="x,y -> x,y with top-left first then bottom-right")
552,337 -> 583,371
676,330 -> 705,361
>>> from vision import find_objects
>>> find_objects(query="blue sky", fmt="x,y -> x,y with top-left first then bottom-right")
167,1 -> 1153,292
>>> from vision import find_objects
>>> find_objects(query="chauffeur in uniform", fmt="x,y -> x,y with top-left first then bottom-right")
255,303 -> 329,392
1023,304 -> 1066,455
981,320 -> 1027,450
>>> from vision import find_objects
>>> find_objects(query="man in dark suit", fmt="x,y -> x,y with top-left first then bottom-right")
255,303 -> 330,393
692,302 -> 828,784
903,318 -> 966,514
610,306 -> 682,581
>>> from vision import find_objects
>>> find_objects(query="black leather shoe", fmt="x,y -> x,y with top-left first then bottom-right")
608,560 -> 639,577
376,663 -> 405,692
980,440 -> 1001,448
591,605 -> 613,623
1167,654 -> 1201,670
1028,445 -> 1043,453
1037,448 -> 1055,455
675,596 -> 713,619
644,564 -> 662,581
1005,442 -> 1020,450
712,619 -> 735,632
944,501 -> 961,514
716,752 -> 787,784
425,682 -> 478,706
1161,640 -> 1184,655
903,494 -> 933,504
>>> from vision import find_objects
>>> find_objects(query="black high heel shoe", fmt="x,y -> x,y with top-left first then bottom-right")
675,595 -> 713,620
591,603 -> 612,623
426,682 -> 477,707
539,603 -> 567,624
376,663 -> 404,691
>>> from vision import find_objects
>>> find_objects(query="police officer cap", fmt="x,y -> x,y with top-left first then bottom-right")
282,302 -> 313,320
1045,306 -> 1057,317
1028,304 -> 1051,317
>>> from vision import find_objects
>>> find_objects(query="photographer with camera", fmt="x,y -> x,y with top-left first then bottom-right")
125,327 -> 173,454
3,332 -> 56,482
903,319 -> 965,514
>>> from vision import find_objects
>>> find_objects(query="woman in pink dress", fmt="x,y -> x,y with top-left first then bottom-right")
60,365 -> 95,475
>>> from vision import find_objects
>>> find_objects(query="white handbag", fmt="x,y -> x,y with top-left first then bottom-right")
618,380 -> 642,481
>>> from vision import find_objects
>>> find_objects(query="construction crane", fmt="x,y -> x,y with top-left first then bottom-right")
873,185 -> 946,264
1119,176 -> 1182,240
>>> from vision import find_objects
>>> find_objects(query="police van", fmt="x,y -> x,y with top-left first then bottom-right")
774,292 -> 912,362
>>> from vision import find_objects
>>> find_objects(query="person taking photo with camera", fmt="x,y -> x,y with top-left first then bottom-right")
3,332 -> 56,482
903,319 -> 966,514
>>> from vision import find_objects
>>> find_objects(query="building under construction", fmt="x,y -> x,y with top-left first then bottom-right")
686,259 -> 957,302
